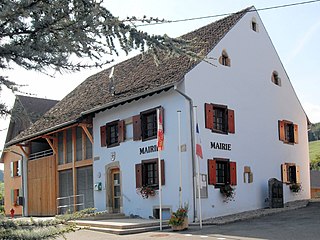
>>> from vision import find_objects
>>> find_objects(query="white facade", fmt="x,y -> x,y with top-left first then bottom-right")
92,10 -> 310,221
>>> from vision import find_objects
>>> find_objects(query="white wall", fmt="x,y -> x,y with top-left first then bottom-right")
183,10 -> 310,219
92,90 -> 195,219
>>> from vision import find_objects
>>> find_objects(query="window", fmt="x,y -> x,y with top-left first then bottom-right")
145,161 -> 157,186
135,159 -> 165,188
219,50 -> 231,67
281,163 -> 300,184
272,71 -> 281,86
132,107 -> 164,141
278,120 -> 298,144
11,189 -> 21,205
10,160 -> 21,177
100,120 -> 125,147
57,132 -> 64,165
106,121 -> 119,147
216,160 -> 229,184
142,110 -> 157,140
251,17 -> 258,32
208,159 -> 237,187
76,127 -> 83,161
66,128 -> 73,163
205,103 -> 235,134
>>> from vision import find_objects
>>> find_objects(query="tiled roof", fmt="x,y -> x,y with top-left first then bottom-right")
5,95 -> 58,143
6,7 -> 250,146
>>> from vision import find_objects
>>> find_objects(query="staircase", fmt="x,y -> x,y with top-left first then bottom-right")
73,217 -> 170,235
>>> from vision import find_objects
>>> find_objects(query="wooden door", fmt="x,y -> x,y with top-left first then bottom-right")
111,169 -> 121,213
28,155 -> 56,216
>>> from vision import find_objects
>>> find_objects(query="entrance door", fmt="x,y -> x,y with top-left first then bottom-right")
111,169 -> 121,213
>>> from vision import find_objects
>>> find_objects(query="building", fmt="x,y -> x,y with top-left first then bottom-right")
5,7 -> 310,220
1,95 -> 58,216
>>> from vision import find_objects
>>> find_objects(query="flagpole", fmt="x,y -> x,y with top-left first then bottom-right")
157,108 -> 163,231
177,110 -> 182,207
193,106 -> 203,229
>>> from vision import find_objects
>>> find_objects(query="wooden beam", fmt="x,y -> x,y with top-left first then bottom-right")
75,159 -> 93,168
80,124 -> 93,144
57,163 -> 73,171
18,145 -> 28,158
42,135 -> 57,141
45,137 -> 57,155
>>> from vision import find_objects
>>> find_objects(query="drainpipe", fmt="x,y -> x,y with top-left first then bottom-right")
173,84 -> 197,222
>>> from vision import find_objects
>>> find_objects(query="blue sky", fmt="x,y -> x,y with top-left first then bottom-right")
0,0 -> 319,167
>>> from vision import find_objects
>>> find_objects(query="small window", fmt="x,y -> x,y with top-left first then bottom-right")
281,163 -> 300,184
214,106 -> 228,133
145,161 -> 158,186
278,120 -> 298,144
216,160 -> 230,185
135,159 -> 165,189
205,103 -> 235,134
11,189 -> 19,205
100,120 -> 125,147
208,159 -> 237,187
219,50 -> 231,67
251,18 -> 258,32
285,123 -> 295,143
10,161 -> 21,177
272,71 -> 281,86
141,109 -> 157,141
106,121 -> 119,147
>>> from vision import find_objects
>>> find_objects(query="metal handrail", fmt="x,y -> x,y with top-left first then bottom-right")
29,149 -> 54,160
56,194 -> 85,214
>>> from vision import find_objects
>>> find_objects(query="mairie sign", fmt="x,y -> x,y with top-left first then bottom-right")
211,142 -> 231,151
140,145 -> 158,155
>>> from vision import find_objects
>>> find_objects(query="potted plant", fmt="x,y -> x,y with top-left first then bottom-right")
289,183 -> 302,193
220,184 -> 235,203
169,204 -> 189,231
136,185 -> 156,199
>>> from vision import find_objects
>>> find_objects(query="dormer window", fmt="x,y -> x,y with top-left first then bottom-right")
251,18 -> 258,32
219,50 -> 231,67
272,71 -> 281,86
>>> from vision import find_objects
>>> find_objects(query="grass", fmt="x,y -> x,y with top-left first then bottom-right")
309,140 -> 320,162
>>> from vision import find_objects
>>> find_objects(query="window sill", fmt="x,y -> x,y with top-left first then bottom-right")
212,129 -> 228,135
107,142 -> 120,148
142,135 -> 157,142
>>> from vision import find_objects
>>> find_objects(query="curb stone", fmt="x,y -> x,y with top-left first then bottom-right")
190,199 -> 309,226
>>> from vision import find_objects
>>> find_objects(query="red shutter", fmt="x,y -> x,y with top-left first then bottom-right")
100,125 -> 107,147
118,120 -> 125,143
132,115 -> 142,141
228,109 -> 235,134
294,124 -> 299,144
135,163 -> 142,188
161,160 -> 165,186
230,161 -> 237,186
208,159 -> 216,185
278,120 -> 285,141
205,103 -> 214,130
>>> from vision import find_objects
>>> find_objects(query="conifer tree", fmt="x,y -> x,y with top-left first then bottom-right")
0,0 -> 194,116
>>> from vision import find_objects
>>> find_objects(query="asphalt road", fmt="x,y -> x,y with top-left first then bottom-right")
60,202 -> 320,240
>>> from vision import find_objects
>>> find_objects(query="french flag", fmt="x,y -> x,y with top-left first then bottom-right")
196,123 -> 203,159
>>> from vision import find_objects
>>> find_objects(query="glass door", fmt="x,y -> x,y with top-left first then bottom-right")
112,169 -> 121,213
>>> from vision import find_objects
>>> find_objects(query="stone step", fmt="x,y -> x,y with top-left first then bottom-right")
74,219 -> 169,230
82,213 -> 126,220
83,224 -> 170,235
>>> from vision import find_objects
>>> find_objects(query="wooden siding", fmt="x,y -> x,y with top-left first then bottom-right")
28,155 -> 56,216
